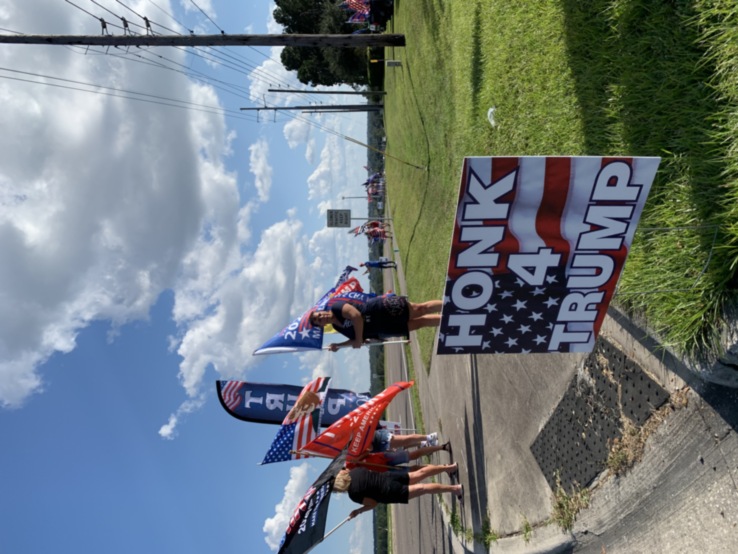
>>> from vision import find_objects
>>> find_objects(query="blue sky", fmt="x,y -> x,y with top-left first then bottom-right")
0,1 -> 376,552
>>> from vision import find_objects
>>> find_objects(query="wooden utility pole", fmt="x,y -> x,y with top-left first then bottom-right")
269,89 -> 386,96
0,33 -> 405,48
240,104 -> 382,113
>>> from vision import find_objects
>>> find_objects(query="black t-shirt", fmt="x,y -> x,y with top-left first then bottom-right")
330,297 -> 409,340
348,467 -> 409,505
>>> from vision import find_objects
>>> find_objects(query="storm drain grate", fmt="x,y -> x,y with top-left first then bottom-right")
531,338 -> 669,493
599,340 -> 670,426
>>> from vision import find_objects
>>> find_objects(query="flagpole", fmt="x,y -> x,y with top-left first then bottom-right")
303,517 -> 352,554
290,450 -> 402,472
322,339 -> 409,351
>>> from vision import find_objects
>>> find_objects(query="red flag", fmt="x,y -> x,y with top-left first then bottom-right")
301,381 -> 413,458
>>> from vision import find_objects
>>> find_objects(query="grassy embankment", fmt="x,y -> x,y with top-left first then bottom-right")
383,0 -> 738,366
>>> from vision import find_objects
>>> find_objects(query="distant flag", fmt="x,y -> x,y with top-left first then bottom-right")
277,445 -> 349,554
340,0 -> 369,14
215,381 -> 371,426
347,12 -> 369,23
262,377 -> 331,464
301,381 -> 414,459
438,156 -> 660,355
334,265 -> 358,287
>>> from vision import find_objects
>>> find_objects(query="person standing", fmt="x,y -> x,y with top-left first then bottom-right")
309,295 -> 442,349
360,258 -> 397,273
333,464 -> 462,519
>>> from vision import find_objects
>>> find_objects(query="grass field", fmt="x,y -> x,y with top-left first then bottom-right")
382,0 -> 738,362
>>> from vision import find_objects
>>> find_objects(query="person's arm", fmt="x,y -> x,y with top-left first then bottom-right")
340,303 -> 364,348
327,339 -> 353,352
349,498 -> 378,519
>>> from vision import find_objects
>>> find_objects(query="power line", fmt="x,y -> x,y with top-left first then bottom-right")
108,0 -> 339,102
44,2 -> 376,138
69,0 -> 300,100
0,65 -> 259,122
144,0 -> 192,34
189,0 -> 225,35
0,33 -> 407,48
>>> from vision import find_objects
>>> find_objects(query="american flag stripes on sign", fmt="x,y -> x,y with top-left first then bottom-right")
219,380 -> 243,412
438,156 -> 660,355
261,377 -> 330,464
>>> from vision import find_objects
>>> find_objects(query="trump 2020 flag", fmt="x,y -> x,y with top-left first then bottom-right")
215,380 -> 371,426
262,377 -> 331,464
438,156 -> 660,355
253,267 -> 361,355
277,446 -> 349,554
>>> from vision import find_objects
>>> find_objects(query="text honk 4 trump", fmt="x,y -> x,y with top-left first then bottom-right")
438,156 -> 661,355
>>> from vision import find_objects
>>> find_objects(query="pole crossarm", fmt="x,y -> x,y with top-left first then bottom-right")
0,33 -> 406,48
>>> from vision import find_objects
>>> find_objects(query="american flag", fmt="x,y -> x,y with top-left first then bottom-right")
438,156 -> 660,354
342,0 -> 370,14
261,377 -> 330,464
219,380 -> 243,412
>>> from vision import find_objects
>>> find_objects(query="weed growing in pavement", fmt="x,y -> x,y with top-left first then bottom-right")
521,515 -> 532,543
551,473 -> 590,532
607,421 -> 644,476
450,508 -> 462,536
607,387 -> 691,477
477,514 -> 498,548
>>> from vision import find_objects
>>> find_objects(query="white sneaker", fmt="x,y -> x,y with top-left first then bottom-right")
427,432 -> 439,446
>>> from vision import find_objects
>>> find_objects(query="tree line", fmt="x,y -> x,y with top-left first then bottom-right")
274,0 -> 371,86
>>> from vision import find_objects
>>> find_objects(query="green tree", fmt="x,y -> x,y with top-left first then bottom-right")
274,0 -> 369,87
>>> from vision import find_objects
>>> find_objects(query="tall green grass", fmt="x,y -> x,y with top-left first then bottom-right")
383,0 -> 738,359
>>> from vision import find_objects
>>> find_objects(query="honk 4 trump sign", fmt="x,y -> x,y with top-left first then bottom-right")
437,156 -> 660,354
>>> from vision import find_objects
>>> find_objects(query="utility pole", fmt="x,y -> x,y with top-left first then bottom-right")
269,89 -> 386,96
240,104 -> 382,113
0,33 -> 405,48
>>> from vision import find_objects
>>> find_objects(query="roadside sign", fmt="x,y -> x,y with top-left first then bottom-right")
327,209 -> 351,228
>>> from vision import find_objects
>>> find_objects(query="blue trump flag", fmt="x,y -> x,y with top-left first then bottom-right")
253,266 -> 378,355
216,380 -> 371,426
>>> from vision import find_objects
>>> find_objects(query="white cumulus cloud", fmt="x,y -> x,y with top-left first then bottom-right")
249,138 -> 273,202
0,0 -> 216,407
263,462 -> 311,551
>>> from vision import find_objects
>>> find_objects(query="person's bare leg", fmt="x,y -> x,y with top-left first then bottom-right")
409,300 -> 443,318
390,434 -> 427,449
407,445 -> 446,461
408,483 -> 461,499
408,315 -> 441,331
408,463 -> 457,484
